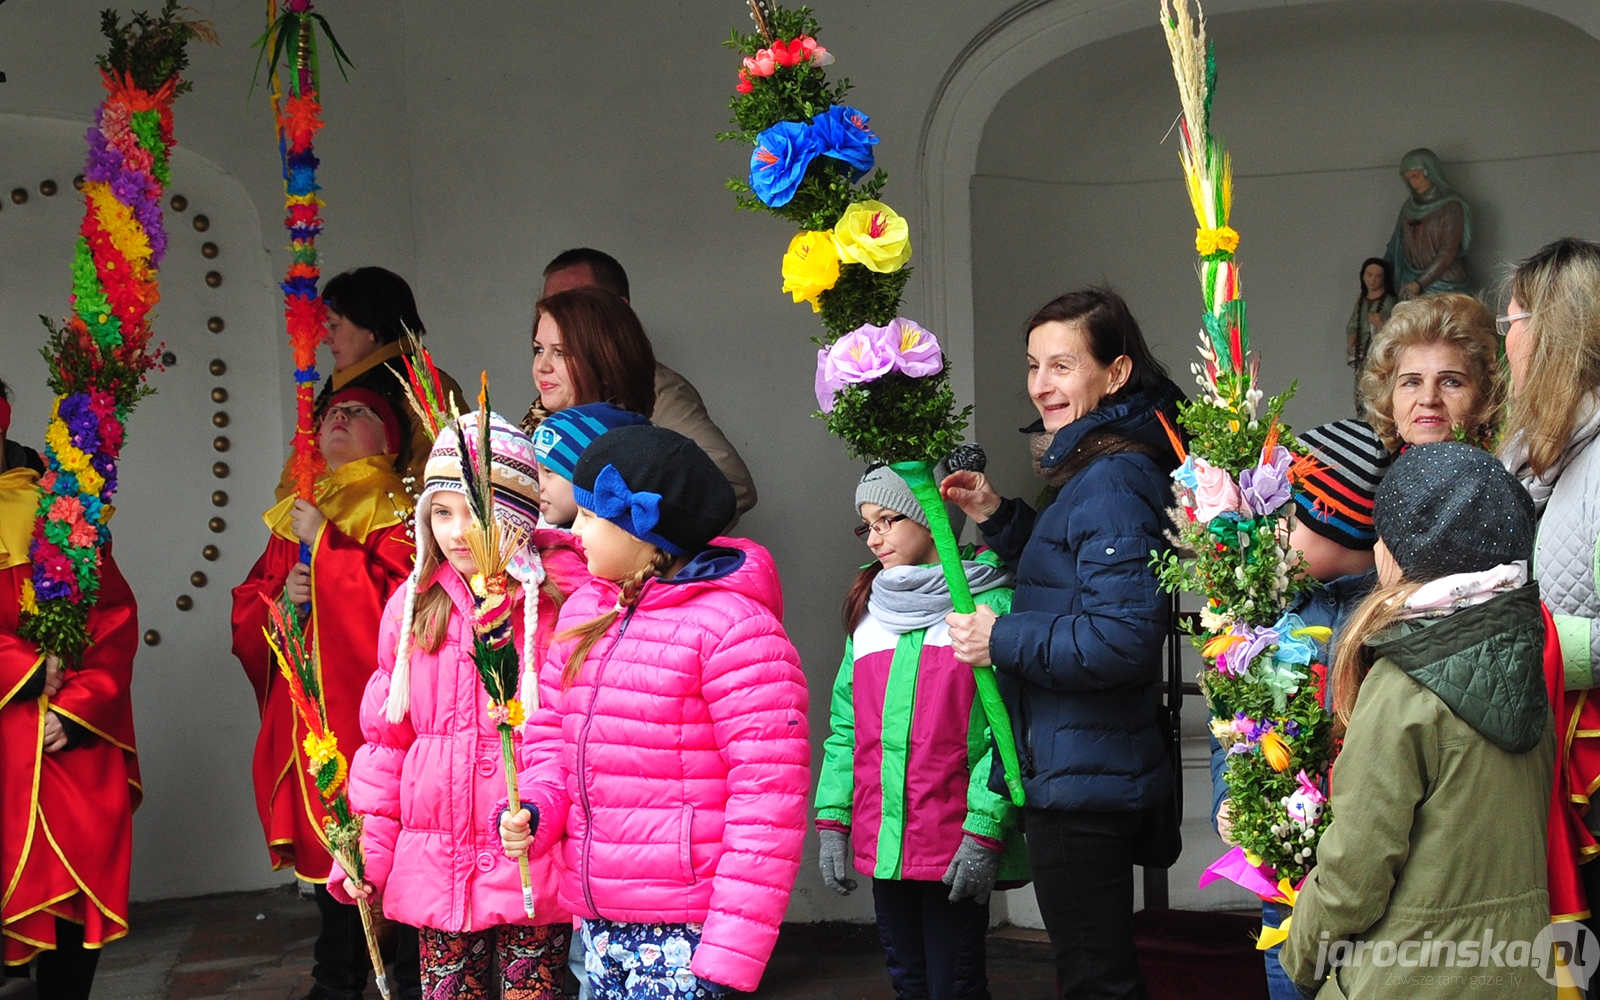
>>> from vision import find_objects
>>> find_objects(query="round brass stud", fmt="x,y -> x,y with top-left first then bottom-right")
192,214 -> 209,232
170,194 -> 187,212
143,629 -> 161,646
212,461 -> 229,478
202,545 -> 220,561
212,436 -> 230,452
39,180 -> 57,197
207,316 -> 225,333
204,271 -> 222,288
190,571 -> 208,588
10,188 -> 27,205
201,242 -> 218,259
73,175 -> 86,192
211,490 -> 228,507
211,387 -> 228,403
161,351 -> 177,366
209,359 -> 226,376
176,595 -> 194,611
208,517 -> 226,533
212,411 -> 229,428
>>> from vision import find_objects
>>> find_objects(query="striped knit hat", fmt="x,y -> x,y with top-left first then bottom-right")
1293,419 -> 1393,551
384,411 -> 544,724
531,402 -> 651,482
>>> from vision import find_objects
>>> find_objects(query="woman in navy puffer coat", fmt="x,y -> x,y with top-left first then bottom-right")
944,288 -> 1182,1000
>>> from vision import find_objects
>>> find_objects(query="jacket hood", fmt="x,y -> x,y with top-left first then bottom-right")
650,535 -> 785,619
1023,377 -> 1186,473
1369,586 -> 1547,753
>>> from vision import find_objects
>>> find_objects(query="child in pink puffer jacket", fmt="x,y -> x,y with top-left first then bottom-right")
501,425 -> 810,998
331,414 -> 585,1000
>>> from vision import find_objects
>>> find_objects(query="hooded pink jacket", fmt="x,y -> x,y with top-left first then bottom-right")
515,537 -> 809,994
330,556 -> 579,932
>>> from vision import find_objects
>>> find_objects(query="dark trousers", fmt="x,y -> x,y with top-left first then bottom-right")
395,923 -> 423,1000
312,883 -> 371,1000
1578,862 -> 1600,999
871,878 -> 991,1000
1024,809 -> 1150,1000
2,918 -> 100,1000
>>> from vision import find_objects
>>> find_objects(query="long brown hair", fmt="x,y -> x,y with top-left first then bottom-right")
411,503 -> 565,654
535,288 -> 657,417
842,561 -> 883,635
1330,579 -> 1424,739
558,548 -> 676,688
1503,237 -> 1600,477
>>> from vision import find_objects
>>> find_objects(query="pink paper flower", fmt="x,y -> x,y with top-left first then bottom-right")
1193,458 -> 1249,522
814,328 -> 897,412
879,318 -> 943,378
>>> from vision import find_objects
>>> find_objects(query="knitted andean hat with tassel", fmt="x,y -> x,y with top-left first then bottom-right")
384,411 -> 545,724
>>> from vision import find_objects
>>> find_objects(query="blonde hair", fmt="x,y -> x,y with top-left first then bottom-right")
1359,293 -> 1504,451
1503,238 -> 1600,477
1330,579 -> 1423,740
559,548 -> 675,688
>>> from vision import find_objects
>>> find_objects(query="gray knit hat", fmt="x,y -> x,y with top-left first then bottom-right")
1373,442 -> 1535,580
855,445 -> 986,539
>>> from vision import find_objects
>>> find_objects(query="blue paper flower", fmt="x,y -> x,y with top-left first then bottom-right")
810,105 -> 878,179
749,120 -> 821,208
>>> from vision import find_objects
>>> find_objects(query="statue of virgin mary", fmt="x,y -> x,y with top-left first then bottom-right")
1384,148 -> 1473,298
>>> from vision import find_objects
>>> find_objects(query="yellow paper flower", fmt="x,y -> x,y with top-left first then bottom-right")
505,699 -> 526,728
302,730 -> 340,769
832,200 -> 911,273
1195,226 -> 1240,257
781,231 -> 841,313
20,580 -> 38,615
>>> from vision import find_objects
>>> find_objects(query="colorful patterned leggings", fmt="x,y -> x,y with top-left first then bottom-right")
418,922 -> 571,1000
580,919 -> 727,998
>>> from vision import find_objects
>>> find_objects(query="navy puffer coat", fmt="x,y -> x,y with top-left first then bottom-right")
981,380 -> 1183,813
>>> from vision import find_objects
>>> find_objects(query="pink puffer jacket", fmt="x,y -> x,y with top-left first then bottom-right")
516,537 -> 810,994
330,564 -> 571,932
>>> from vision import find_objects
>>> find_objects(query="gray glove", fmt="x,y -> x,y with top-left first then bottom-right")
817,828 -> 858,896
942,835 -> 1001,905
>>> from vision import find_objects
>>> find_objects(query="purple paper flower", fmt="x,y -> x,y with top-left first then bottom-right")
814,328 -> 897,412
879,318 -> 943,378
1216,621 -> 1281,678
1239,445 -> 1293,516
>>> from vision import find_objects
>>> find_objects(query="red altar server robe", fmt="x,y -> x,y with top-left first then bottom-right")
231,456 -> 413,882
0,466 -> 140,964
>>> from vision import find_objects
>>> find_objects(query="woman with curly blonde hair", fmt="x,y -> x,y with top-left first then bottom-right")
1358,292 -> 1504,450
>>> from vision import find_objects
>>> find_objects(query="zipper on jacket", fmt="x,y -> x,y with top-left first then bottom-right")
576,595 -> 642,917
1021,688 -> 1036,778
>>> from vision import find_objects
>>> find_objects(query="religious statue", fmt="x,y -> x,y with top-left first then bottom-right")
1346,256 -> 1397,414
1384,148 -> 1473,299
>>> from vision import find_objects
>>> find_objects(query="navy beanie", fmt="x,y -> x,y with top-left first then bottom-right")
572,424 -> 735,555
531,402 -> 651,482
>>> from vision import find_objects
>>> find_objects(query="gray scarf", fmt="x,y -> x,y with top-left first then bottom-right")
868,560 -> 1013,634
1501,390 -> 1600,514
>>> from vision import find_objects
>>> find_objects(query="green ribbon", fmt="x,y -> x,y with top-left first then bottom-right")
889,460 -> 1026,807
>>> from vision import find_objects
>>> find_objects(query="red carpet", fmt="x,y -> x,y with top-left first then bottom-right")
1135,908 -> 1271,1000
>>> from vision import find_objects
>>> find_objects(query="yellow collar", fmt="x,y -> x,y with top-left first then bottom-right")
0,467 -> 41,571
263,454 -> 414,544
331,341 -> 406,393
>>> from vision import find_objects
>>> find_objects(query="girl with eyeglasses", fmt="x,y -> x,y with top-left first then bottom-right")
814,451 -> 1029,1000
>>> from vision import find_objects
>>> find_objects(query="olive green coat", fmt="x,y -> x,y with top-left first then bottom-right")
1282,587 -> 1556,999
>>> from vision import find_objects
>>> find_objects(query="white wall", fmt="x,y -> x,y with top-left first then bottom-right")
972,0 -> 1600,499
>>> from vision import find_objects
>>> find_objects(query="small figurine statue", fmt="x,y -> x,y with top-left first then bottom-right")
1347,257 -> 1397,414
1384,148 -> 1473,299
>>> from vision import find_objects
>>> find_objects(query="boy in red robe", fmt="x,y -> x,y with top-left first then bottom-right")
232,385 -> 414,1000
0,378 -> 140,1000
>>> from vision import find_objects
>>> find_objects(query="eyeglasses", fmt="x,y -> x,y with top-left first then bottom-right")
1495,312 -> 1531,337
853,514 -> 908,540
326,403 -> 379,422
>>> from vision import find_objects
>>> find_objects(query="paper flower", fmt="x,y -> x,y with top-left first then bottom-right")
781,231 -> 841,312
1239,445 -> 1292,516
832,199 -> 911,273
810,105 -> 878,178
814,328 -> 899,412
1259,730 -> 1291,772
880,318 -> 943,377
1215,621 -> 1280,678
302,730 -> 340,769
1195,226 -> 1241,257
1192,458 -> 1249,522
750,121 -> 821,208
